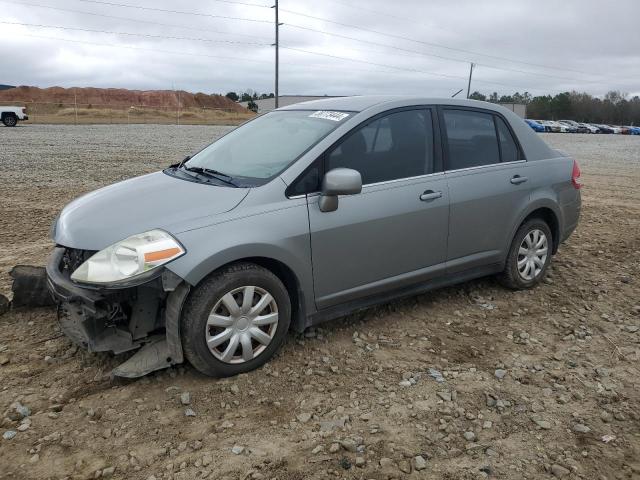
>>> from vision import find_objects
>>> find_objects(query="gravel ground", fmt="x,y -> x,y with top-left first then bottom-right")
0,125 -> 639,480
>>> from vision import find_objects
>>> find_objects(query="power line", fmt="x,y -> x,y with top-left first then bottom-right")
11,0 -> 621,87
283,23 -> 599,84
2,0 -> 607,86
8,30 -> 529,91
4,0 -> 629,95
75,0 -> 273,23
80,0 -> 272,9
13,32 -> 416,78
8,31 -> 505,92
321,0 -> 442,28
280,45 -> 533,91
13,32 -> 274,64
279,7 -> 596,76
0,20 -> 271,46
2,0 -> 270,41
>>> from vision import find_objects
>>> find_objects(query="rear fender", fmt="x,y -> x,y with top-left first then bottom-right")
508,199 -> 563,255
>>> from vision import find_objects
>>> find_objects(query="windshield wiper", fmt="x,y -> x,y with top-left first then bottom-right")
182,165 -> 238,187
177,155 -> 190,168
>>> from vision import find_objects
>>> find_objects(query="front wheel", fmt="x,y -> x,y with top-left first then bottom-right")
2,114 -> 17,127
498,219 -> 552,290
181,262 -> 291,377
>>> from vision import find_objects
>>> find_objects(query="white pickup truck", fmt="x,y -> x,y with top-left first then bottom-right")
1,106 -> 28,126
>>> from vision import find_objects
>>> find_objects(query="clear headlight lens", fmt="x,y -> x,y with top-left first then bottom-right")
71,229 -> 185,285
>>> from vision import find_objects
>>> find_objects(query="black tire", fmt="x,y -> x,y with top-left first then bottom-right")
498,219 -> 553,290
181,262 -> 291,377
2,114 -> 18,127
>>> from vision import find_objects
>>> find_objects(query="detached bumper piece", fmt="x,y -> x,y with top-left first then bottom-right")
46,247 -> 190,377
112,335 -> 173,378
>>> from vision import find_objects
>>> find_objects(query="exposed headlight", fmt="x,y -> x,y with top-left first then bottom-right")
71,229 -> 185,285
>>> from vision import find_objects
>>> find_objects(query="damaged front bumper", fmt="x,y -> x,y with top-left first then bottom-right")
46,247 -> 190,377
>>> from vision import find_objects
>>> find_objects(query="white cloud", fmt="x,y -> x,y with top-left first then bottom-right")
1,0 -> 638,97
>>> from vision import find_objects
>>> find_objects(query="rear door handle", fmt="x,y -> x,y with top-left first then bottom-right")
510,175 -> 528,185
420,190 -> 443,201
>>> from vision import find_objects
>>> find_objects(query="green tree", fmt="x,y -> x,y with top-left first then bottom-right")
550,92 -> 572,119
225,91 -> 239,102
468,91 -> 486,101
247,100 -> 258,113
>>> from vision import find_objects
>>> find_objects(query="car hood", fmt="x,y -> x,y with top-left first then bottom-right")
54,171 -> 249,250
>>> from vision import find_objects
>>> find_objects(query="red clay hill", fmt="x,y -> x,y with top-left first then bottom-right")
0,86 -> 247,111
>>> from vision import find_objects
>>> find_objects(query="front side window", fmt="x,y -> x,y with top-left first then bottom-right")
443,109 -> 500,170
327,109 -> 433,185
186,110 -> 352,182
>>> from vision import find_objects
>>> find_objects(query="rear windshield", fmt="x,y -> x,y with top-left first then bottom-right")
186,110 -> 352,181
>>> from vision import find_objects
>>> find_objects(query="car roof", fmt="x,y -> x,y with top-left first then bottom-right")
277,95 -> 516,113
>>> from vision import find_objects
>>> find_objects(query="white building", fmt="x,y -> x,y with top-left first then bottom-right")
240,95 -> 344,113
498,103 -> 527,118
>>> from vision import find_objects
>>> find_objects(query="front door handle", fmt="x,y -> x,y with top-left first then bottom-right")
420,190 -> 443,201
510,175 -> 528,185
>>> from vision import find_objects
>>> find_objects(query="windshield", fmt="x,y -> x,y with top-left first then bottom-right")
185,110 -> 352,181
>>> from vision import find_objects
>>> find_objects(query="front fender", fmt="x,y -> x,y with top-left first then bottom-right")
166,199 -> 315,316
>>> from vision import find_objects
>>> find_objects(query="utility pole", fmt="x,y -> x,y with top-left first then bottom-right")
177,89 -> 181,125
74,88 -> 78,125
466,63 -> 475,99
272,0 -> 280,108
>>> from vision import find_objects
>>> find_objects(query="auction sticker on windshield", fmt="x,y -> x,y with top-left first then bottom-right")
308,111 -> 350,121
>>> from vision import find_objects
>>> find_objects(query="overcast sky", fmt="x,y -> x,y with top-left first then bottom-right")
1,0 -> 639,98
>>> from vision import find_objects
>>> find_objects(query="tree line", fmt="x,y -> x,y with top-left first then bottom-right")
469,90 -> 640,125
223,88 -> 640,124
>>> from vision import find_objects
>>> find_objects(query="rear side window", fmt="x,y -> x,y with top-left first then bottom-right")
328,109 -> 434,185
443,109 -> 500,170
496,117 -> 521,162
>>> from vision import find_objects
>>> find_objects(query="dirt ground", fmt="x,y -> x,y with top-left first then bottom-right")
0,125 -> 639,480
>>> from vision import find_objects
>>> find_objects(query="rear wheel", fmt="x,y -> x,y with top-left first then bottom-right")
2,114 -> 17,127
498,219 -> 552,290
181,262 -> 291,377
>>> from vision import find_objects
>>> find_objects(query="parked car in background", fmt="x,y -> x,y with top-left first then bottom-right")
624,125 -> 640,135
618,126 -> 631,135
0,106 -> 28,126
594,124 -> 614,134
558,121 -> 578,133
46,96 -> 582,378
607,125 -> 623,134
537,120 -> 560,133
525,119 -> 545,132
578,123 -> 600,134
559,120 -> 587,133
548,121 -> 572,133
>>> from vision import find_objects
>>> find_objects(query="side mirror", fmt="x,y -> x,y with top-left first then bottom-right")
319,168 -> 362,212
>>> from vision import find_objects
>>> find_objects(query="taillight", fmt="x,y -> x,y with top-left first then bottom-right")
571,160 -> 582,189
